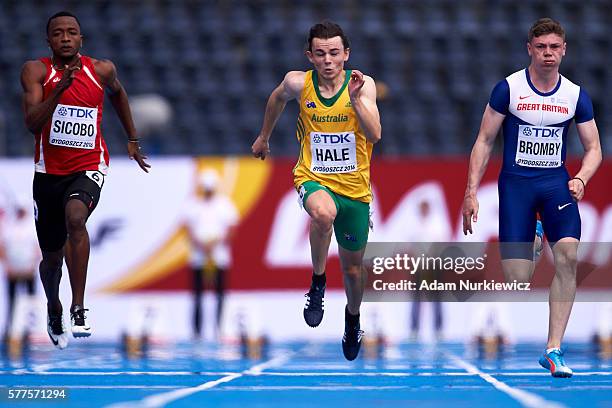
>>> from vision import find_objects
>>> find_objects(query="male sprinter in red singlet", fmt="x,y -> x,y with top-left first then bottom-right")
21,11 -> 150,349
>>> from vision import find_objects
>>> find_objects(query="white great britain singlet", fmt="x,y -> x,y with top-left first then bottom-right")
488,68 -> 594,176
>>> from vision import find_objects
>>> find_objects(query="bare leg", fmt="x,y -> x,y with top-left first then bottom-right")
547,238 -> 578,349
501,259 -> 534,283
339,245 -> 367,360
338,247 -> 366,315
39,250 -> 64,315
5,279 -> 17,338
64,199 -> 90,309
192,267 -> 203,337
215,268 -> 226,339
305,190 -> 337,275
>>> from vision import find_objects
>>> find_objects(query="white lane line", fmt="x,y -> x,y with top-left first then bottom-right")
15,384 -> 612,392
220,386 -> 417,391
5,371 -> 236,376
6,370 -> 612,377
243,354 -> 293,376
257,371 -> 612,377
31,386 -> 182,390
447,353 -> 567,408
105,351 -> 295,408
518,386 -> 612,390
216,385 -> 612,391
259,371 -> 456,377
106,374 -> 242,408
494,372 -> 612,377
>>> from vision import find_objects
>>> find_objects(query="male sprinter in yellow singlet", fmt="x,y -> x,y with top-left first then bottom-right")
252,21 -> 381,360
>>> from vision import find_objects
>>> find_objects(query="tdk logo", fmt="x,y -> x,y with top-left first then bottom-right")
522,126 -> 560,138
305,99 -> 316,109
314,133 -> 352,144
58,106 -> 95,119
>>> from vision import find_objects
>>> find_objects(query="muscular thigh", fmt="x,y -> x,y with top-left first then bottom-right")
299,181 -> 338,219
537,174 -> 580,243
498,173 -> 537,259
33,172 -> 78,252
333,195 -> 370,251
33,171 -> 104,251
64,170 -> 104,214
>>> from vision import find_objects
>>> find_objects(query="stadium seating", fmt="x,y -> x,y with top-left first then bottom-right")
0,0 -> 610,156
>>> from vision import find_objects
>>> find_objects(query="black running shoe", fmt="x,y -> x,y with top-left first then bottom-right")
342,310 -> 364,361
70,305 -> 91,338
303,283 -> 325,327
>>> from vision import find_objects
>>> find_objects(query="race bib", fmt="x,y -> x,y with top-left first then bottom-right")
85,170 -> 104,188
49,104 -> 97,149
310,131 -> 357,174
515,125 -> 563,168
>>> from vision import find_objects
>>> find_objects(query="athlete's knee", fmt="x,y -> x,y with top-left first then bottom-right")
65,210 -> 88,234
342,264 -> 363,280
40,252 -> 63,273
310,206 -> 335,232
501,260 -> 533,283
555,249 -> 577,267
504,270 -> 531,284
553,242 -> 578,274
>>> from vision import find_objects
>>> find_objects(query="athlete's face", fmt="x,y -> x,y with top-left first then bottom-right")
47,17 -> 82,59
306,36 -> 349,81
527,33 -> 566,71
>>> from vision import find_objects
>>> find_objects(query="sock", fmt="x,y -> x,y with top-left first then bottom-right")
345,305 -> 360,326
311,272 -> 326,289
546,347 -> 561,354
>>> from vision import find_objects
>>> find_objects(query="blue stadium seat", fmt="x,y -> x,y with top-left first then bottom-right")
0,0 -> 608,156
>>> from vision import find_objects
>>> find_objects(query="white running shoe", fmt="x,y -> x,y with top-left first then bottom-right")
47,313 -> 69,350
70,305 -> 92,338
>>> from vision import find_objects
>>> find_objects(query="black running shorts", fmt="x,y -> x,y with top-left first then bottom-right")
33,170 -> 104,252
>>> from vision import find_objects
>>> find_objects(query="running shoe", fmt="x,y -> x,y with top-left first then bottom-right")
47,312 -> 68,350
304,283 -> 325,327
342,308 -> 364,361
70,305 -> 91,338
539,348 -> 573,378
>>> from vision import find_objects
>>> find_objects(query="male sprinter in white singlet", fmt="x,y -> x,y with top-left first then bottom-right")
462,18 -> 602,377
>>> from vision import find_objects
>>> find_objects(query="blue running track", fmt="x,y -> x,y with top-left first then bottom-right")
1,342 -> 611,407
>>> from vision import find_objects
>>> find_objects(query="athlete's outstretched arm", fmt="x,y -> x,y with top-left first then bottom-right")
252,71 -> 305,160
95,59 -> 150,173
21,60 -> 80,134
570,119 -> 602,201
462,105 -> 505,234
348,71 -> 381,144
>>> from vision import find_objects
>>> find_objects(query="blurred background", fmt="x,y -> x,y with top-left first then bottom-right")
0,0 -> 611,348
0,0 -> 611,156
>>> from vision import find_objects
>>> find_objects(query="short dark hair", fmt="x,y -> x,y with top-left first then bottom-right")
47,11 -> 81,35
307,20 -> 350,51
528,18 -> 565,42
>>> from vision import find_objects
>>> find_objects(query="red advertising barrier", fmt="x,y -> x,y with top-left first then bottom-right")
149,157 -> 612,291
